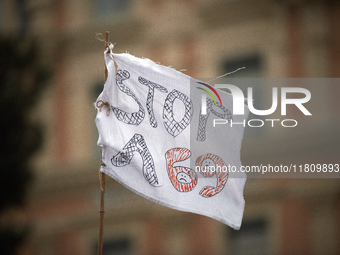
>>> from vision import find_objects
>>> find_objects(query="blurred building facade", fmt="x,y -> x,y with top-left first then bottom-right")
1,0 -> 340,254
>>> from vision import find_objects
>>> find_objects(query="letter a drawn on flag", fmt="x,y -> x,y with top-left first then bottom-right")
95,45 -> 249,230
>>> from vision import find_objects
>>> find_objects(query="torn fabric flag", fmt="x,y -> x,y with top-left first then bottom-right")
95,45 -> 249,230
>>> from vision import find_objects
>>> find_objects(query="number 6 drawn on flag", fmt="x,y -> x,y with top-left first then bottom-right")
195,154 -> 229,198
165,148 -> 198,192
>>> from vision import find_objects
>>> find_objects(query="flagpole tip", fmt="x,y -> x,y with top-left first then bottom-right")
105,31 -> 109,48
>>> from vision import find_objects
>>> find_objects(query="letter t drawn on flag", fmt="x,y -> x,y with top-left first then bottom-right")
95,44 -> 249,230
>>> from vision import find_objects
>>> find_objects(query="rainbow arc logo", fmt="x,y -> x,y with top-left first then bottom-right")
196,81 -> 222,115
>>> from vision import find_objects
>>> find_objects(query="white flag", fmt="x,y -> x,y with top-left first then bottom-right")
95,45 -> 249,230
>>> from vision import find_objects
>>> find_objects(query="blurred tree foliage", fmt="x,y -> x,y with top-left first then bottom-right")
0,36 -> 49,254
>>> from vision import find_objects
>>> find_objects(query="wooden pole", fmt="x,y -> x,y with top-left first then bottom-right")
97,30 -> 109,255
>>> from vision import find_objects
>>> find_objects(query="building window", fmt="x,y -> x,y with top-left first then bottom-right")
95,237 -> 132,255
222,54 -> 265,138
229,219 -> 268,255
95,0 -> 130,20
223,54 -> 263,78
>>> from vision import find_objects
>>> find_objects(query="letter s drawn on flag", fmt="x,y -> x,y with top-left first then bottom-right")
112,70 -> 145,125
111,133 -> 159,186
